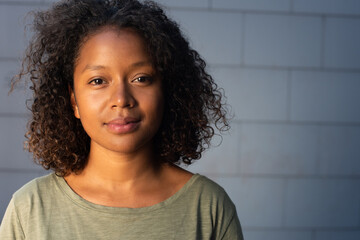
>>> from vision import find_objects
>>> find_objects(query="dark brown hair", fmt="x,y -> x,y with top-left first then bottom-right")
13,0 -> 230,176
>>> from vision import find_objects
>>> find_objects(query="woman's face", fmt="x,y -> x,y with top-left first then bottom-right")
71,27 -> 164,155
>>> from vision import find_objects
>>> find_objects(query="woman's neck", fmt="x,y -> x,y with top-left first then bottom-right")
68,140 -> 162,192
63,140 -> 193,208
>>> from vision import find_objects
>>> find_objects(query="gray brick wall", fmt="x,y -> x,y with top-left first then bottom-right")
1,0 -> 359,239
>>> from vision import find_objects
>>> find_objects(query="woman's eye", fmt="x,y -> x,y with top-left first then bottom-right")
133,76 -> 152,83
89,78 -> 104,85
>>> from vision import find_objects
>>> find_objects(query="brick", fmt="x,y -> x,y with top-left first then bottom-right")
245,230 -> 312,240
213,0 -> 291,12
0,0 -> 42,2
318,126 -> 360,176
211,67 -> 288,121
0,171 -> 43,219
43,0 -> 66,3
293,0 -> 360,15
316,231 -> 360,240
152,0 -> 208,8
214,177 -> 284,227
0,117 -> 38,170
186,123 -> 241,175
290,71 -> 360,123
0,5 -> 46,59
0,61 -> 30,114
244,14 -> 322,67
169,10 -> 243,65
324,18 -> 360,69
44,0 -> 209,8
240,123 -> 318,175
285,179 -> 360,227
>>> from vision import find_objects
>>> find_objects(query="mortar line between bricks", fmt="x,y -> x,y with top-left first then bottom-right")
0,58 -> 20,62
0,113 -> 29,118
172,7 -> 360,19
209,64 -> 360,73
236,119 -> 360,126
358,199 -> 360,227
237,122 -> 242,175
241,226 -> 360,231
208,0 -> 212,10
311,231 -> 316,240
320,16 -> 326,69
240,13 -> 246,66
0,1 -> 49,6
281,179 -> 288,227
1,1 -> 360,19
0,168 -> 41,174
232,119 -> 360,127
198,172 -> 360,180
286,70 -> 292,122
314,126 -> 322,175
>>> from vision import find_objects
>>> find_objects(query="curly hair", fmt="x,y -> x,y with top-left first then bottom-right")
13,0 -> 230,176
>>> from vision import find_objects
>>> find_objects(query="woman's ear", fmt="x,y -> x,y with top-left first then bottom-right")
68,85 -> 80,119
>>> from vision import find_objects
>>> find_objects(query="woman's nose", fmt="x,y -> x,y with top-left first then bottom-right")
110,82 -> 135,109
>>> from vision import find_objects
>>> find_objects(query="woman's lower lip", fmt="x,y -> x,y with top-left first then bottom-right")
105,121 -> 140,134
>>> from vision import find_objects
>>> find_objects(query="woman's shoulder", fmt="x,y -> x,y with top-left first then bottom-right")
164,164 -> 227,197
12,173 -> 57,203
181,173 -> 242,239
163,164 -> 235,209
189,174 -> 233,203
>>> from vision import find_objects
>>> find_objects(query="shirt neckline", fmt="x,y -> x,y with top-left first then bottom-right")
53,172 -> 201,214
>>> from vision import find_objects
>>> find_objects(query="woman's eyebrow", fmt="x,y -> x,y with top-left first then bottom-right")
81,61 -> 152,73
129,61 -> 152,69
81,64 -> 106,73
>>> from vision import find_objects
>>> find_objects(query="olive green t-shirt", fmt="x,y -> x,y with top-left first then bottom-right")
0,173 -> 243,239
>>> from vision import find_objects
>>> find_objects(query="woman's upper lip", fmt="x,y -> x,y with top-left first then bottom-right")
106,117 -> 140,125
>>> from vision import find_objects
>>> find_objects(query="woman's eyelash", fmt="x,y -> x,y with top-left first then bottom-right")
133,76 -> 152,83
89,78 -> 104,85
88,76 -> 152,85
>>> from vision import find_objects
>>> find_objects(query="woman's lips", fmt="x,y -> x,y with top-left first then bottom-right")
105,117 -> 140,134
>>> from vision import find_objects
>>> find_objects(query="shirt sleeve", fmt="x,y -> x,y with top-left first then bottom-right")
211,186 -> 244,240
220,209 -> 244,240
0,198 -> 25,240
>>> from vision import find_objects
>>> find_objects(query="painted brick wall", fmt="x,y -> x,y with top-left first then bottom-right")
1,1 -> 359,239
